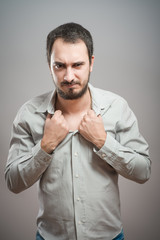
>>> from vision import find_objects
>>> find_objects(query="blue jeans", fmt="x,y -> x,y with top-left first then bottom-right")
113,229 -> 124,240
36,231 -> 45,240
36,229 -> 124,240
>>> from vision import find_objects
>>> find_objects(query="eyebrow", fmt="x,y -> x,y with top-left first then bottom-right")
53,61 -> 85,67
72,61 -> 85,66
53,61 -> 65,66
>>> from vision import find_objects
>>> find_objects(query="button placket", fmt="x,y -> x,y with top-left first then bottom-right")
71,133 -> 86,239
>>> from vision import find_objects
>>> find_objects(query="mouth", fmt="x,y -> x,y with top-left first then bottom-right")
61,80 -> 80,88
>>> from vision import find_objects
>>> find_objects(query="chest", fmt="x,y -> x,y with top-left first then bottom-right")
63,113 -> 83,131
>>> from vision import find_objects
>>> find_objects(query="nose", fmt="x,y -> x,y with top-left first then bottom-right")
64,67 -> 74,82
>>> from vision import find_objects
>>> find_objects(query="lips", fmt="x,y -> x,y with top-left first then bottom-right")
61,80 -> 80,87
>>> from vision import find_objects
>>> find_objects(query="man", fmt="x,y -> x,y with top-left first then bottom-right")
5,23 -> 151,240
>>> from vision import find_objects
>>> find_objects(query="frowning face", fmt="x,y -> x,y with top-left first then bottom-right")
50,38 -> 94,100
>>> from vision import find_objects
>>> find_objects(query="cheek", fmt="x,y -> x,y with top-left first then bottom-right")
52,71 -> 64,83
76,67 -> 90,79
81,68 -> 90,80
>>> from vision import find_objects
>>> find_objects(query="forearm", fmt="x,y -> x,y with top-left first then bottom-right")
5,142 -> 52,193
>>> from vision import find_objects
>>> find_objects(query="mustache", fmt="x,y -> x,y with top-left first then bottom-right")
61,80 -> 80,86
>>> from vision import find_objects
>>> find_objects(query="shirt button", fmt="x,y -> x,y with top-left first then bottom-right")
75,174 -> 79,178
101,153 -> 106,158
77,197 -> 80,201
78,221 -> 82,225
74,152 -> 78,157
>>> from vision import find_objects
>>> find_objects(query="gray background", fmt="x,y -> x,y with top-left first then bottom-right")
0,0 -> 160,239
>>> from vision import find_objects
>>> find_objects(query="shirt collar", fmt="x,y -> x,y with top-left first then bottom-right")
35,83 -> 111,115
35,90 -> 56,114
88,83 -> 111,116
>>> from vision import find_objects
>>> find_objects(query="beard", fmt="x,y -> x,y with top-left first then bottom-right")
56,73 -> 90,100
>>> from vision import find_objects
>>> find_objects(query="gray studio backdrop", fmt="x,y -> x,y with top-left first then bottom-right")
0,1 -> 160,239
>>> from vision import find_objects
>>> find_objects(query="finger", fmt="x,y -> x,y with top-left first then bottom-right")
98,114 -> 102,119
83,114 -> 90,122
54,110 -> 62,117
46,113 -> 52,119
87,109 -> 96,117
98,115 -> 104,124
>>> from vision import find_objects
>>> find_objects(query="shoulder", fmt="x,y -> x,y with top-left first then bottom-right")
13,91 -> 52,125
23,91 -> 52,112
89,84 -> 128,107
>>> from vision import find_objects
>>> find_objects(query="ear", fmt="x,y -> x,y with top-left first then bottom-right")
90,55 -> 95,72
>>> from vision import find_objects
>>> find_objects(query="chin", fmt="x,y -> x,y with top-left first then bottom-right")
58,84 -> 88,100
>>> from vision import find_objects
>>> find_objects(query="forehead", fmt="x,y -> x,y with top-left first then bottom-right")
51,38 -> 88,61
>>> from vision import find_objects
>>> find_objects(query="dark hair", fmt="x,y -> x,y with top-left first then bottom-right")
46,22 -> 93,65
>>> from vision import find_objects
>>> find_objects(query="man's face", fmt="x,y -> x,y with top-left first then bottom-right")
50,38 -> 94,100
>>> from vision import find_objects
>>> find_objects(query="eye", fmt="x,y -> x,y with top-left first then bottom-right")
73,62 -> 84,68
54,63 -> 65,70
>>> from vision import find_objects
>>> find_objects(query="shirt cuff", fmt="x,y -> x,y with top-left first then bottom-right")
93,133 -> 126,172
32,141 -> 53,165
94,134 -> 117,159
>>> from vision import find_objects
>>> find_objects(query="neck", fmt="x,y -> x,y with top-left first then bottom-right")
55,88 -> 91,114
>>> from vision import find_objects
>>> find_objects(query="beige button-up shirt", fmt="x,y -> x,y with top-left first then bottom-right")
5,84 -> 151,240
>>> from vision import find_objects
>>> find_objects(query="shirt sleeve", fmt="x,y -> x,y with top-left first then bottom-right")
94,99 -> 151,183
5,108 -> 52,193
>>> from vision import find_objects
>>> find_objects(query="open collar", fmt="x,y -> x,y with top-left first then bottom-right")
35,90 -> 56,114
35,84 -> 111,116
89,83 -> 111,116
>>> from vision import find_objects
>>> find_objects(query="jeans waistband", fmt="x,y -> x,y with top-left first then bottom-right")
113,229 -> 124,240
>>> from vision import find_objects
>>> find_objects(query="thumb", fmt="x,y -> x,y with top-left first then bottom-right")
46,112 -> 52,119
98,114 -> 102,119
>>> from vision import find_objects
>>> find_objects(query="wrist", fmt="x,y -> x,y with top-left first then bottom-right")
41,139 -> 56,154
94,132 -> 107,149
